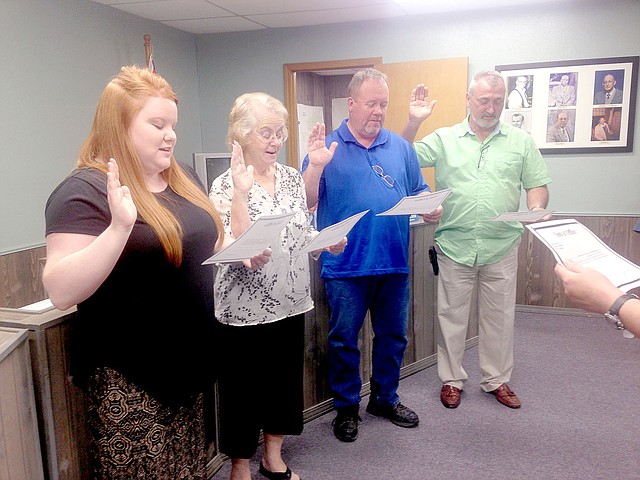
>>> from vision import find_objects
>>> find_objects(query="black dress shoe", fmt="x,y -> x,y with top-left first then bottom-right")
440,384 -> 462,409
366,398 -> 419,428
332,406 -> 361,442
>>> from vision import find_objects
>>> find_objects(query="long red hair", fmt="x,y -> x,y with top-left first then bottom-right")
78,65 -> 222,265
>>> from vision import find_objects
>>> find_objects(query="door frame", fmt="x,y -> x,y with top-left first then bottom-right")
283,57 -> 382,167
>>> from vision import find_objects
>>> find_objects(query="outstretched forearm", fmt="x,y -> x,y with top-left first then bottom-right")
400,119 -> 423,143
302,164 -> 324,209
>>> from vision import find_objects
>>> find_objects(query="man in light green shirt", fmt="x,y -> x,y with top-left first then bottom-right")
402,71 -> 551,410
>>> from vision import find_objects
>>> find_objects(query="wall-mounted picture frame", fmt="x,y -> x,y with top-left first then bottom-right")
496,56 -> 638,154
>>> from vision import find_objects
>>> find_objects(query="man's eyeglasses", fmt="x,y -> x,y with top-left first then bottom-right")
254,127 -> 288,143
372,164 -> 394,188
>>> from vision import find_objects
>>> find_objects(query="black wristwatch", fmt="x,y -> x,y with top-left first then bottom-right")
604,293 -> 639,330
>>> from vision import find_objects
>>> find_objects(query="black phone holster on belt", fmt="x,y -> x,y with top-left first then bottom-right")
428,246 -> 439,276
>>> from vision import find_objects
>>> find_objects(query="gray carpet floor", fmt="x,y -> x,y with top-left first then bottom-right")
213,310 -> 640,479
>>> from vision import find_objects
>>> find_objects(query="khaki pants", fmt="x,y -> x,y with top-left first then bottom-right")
436,243 -> 519,392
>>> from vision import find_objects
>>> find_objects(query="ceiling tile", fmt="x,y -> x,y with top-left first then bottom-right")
114,0 -> 231,21
206,0 -> 398,16
247,4 -> 406,29
163,16 -> 267,34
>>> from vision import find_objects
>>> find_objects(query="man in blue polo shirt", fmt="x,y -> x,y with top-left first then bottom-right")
302,68 -> 442,442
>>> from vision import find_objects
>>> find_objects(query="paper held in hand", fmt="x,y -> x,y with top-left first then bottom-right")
376,188 -> 452,216
202,212 -> 295,265
297,210 -> 369,255
491,210 -> 553,222
526,218 -> 640,292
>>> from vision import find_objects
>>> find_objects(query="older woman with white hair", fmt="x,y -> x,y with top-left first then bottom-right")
209,92 -> 346,480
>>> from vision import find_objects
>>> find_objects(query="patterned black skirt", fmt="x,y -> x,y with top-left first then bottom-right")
86,367 -> 207,479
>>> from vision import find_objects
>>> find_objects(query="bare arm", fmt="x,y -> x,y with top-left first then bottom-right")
212,142 -> 271,269
400,84 -> 437,143
302,123 -> 337,209
525,185 -> 551,221
43,159 -> 136,310
228,141 -> 253,238
555,261 -> 640,337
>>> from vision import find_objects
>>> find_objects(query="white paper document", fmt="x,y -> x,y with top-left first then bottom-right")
298,210 -> 370,255
376,188 -> 452,216
0,298 -> 55,314
492,210 -> 553,222
526,218 -> 640,292
202,212 -> 295,265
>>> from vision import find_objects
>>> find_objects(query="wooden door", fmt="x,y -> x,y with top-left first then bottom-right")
284,57 -> 383,168
376,57 -> 468,189
284,57 -> 468,189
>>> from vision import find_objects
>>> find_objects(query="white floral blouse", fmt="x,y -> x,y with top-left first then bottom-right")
209,163 -> 317,326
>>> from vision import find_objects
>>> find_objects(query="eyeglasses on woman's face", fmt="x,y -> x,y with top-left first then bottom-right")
253,126 -> 288,143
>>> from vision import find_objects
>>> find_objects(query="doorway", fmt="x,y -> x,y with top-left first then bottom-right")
283,56 -> 469,189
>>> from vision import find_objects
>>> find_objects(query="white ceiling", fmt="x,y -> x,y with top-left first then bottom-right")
91,0 -> 568,35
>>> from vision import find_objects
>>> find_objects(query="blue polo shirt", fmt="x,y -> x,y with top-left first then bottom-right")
302,119 -> 430,278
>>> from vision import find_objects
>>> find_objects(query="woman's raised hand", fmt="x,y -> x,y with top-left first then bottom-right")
307,123 -> 337,169
230,141 -> 254,194
107,158 -> 137,230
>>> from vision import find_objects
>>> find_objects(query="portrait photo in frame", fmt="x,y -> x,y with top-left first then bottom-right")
496,56 -> 638,154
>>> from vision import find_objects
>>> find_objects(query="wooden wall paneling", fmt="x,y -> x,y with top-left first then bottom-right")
608,216 -> 635,259
518,220 -> 568,308
304,259 -> 327,411
407,224 -> 436,364
0,327 -> 44,480
45,321 -> 91,480
314,263 -> 331,407
0,309 -> 230,480
516,230 -> 532,306
625,217 -> 640,265
522,227 -> 560,307
404,226 -> 417,366
302,290 -> 318,410
322,75 -> 351,132
0,312 -> 89,480
514,215 -> 640,309
296,72 -> 325,107
304,259 -> 333,414
295,72 -> 325,170
0,246 -> 47,309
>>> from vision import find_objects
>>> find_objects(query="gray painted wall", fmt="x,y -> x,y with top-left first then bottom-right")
196,0 -> 640,217
2,0 -> 639,254
1,0 -> 200,252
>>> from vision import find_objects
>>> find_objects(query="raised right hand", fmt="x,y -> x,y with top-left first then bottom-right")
230,141 -> 254,195
409,84 -> 437,124
107,158 -> 137,230
307,123 -> 337,169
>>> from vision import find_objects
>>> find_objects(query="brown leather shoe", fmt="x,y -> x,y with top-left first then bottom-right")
440,384 -> 462,409
489,383 -> 521,409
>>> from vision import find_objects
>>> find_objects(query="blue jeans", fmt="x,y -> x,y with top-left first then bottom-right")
324,274 -> 410,409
